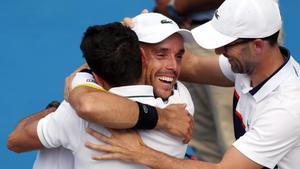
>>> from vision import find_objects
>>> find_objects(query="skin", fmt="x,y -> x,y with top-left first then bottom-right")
141,33 -> 185,99
85,128 -> 262,169
68,33 -> 194,143
217,40 -> 258,74
7,33 -> 194,153
7,106 -> 57,152
84,38 -> 286,169
179,50 -> 233,86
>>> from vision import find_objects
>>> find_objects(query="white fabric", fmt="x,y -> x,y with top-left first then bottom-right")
33,147 -> 73,169
37,83 -> 194,169
132,12 -> 194,44
191,0 -> 282,49
71,72 -> 102,90
219,54 -> 300,169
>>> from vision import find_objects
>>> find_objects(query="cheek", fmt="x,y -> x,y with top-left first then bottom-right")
176,61 -> 182,73
149,61 -> 164,72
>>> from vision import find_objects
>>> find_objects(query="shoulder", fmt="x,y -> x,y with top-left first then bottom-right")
174,81 -> 194,115
175,81 -> 191,99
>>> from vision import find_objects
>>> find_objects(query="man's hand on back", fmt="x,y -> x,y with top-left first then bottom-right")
156,104 -> 194,143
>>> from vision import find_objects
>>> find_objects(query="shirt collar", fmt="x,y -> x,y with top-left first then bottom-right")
248,47 -> 293,101
109,85 -> 154,98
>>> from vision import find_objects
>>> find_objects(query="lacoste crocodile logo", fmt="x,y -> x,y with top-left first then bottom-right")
214,10 -> 220,19
161,19 -> 173,24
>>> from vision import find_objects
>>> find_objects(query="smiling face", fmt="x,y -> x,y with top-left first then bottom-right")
215,39 -> 258,75
141,33 -> 185,99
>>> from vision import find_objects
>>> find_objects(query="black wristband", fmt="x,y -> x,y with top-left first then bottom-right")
133,102 -> 158,130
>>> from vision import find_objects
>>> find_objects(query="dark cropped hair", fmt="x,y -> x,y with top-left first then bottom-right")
80,22 -> 142,87
261,31 -> 280,46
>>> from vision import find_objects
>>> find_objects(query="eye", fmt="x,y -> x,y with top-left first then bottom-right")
176,54 -> 183,60
156,52 -> 167,59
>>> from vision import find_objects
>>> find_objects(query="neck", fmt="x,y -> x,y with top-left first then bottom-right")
250,46 -> 284,87
92,72 -> 111,90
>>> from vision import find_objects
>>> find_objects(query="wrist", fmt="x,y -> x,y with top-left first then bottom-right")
155,107 -> 166,130
133,102 -> 158,130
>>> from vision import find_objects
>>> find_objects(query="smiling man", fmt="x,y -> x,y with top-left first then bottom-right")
68,13 -> 195,139
84,0 -> 300,168
7,13 -> 196,169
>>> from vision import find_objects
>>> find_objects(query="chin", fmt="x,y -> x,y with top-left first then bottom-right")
156,90 -> 172,100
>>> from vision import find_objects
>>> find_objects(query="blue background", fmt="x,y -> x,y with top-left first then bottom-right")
0,0 -> 298,168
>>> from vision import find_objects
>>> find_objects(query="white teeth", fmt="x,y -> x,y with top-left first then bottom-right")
158,76 -> 174,82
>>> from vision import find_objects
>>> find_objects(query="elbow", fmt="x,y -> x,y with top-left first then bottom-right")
71,93 -> 97,120
7,133 -> 24,153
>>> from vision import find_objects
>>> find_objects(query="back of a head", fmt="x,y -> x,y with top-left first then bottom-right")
80,22 -> 142,87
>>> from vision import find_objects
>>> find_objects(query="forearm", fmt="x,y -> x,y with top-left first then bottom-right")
70,87 -> 193,140
69,86 -> 139,129
179,52 -> 233,87
138,145 -> 219,169
70,87 -> 166,130
7,107 -> 56,152
70,89 -> 172,131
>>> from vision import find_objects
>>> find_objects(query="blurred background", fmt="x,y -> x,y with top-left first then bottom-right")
0,0 -> 298,168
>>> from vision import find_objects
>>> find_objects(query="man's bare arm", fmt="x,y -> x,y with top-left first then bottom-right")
180,51 -> 233,87
7,103 -> 58,153
69,86 -> 139,128
85,128 -> 263,169
69,86 -> 193,142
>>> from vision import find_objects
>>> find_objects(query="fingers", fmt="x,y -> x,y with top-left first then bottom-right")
64,74 -> 73,101
64,63 -> 89,101
85,141 -> 119,153
183,122 -> 193,144
86,128 -> 112,145
122,17 -> 135,28
182,112 -> 194,143
85,142 -> 123,161
141,9 -> 149,14
121,9 -> 148,28
92,153 -> 121,161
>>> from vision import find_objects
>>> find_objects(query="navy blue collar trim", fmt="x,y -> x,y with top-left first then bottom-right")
249,47 -> 290,95
155,82 -> 178,101
127,95 -> 154,98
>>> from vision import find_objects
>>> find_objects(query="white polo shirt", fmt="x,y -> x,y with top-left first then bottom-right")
36,83 -> 193,169
33,147 -> 73,169
219,48 -> 300,169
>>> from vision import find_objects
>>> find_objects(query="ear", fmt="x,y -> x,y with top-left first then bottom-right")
91,72 -> 104,85
140,47 -> 148,65
253,39 -> 264,54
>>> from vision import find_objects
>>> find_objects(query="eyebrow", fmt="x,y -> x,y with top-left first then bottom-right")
152,47 -> 185,55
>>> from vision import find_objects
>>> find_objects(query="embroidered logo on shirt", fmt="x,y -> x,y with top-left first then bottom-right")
214,10 -> 220,20
161,19 -> 173,24
142,105 -> 148,114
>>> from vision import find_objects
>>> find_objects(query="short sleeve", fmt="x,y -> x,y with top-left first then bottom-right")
233,106 -> 300,168
37,100 -> 84,151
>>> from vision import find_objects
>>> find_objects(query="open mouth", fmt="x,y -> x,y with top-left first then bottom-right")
158,76 -> 174,84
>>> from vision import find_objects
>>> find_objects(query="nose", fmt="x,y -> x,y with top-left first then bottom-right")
215,47 -> 225,55
166,56 -> 178,71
